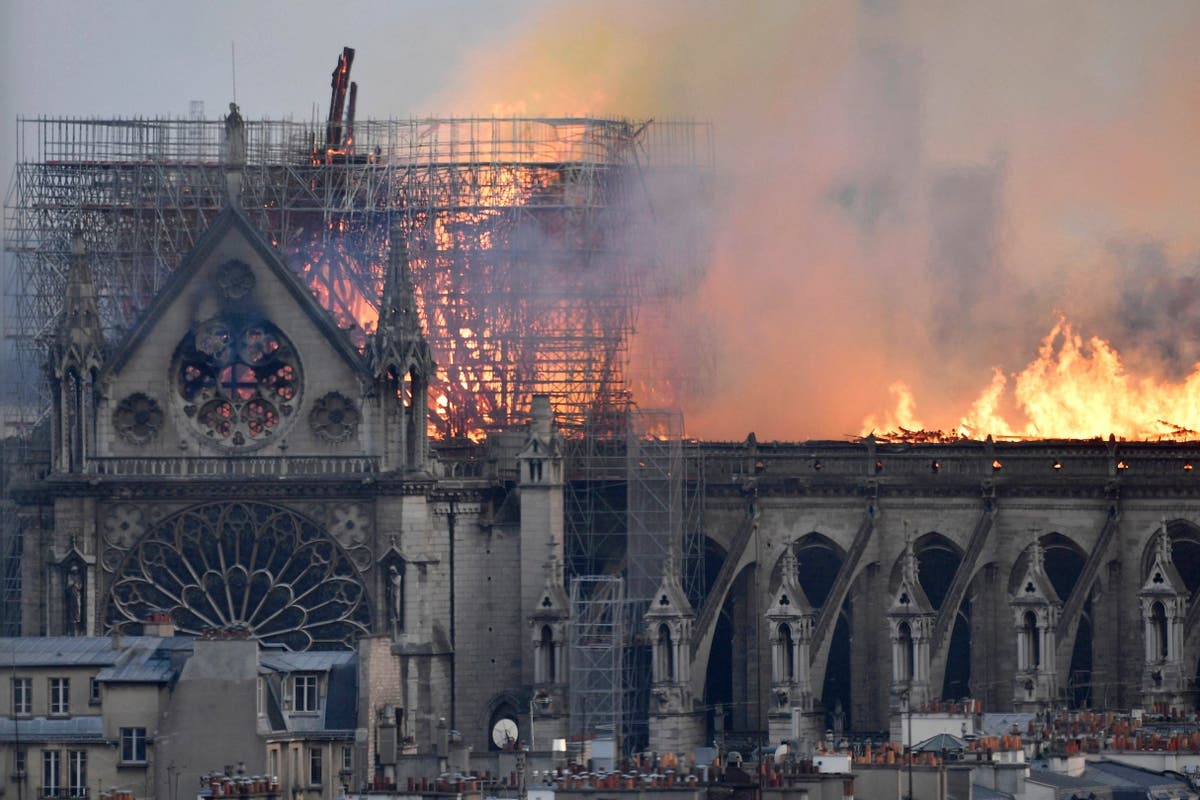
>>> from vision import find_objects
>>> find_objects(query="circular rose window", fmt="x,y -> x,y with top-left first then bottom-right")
174,315 -> 302,449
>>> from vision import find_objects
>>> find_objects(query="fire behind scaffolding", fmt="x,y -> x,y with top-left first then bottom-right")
2,47 -> 713,443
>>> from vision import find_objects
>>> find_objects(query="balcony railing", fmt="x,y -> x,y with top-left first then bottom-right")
91,456 -> 379,478
39,788 -> 88,799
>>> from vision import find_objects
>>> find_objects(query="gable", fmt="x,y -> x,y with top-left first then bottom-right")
890,576 -> 933,616
1141,551 -> 1186,596
97,207 -> 373,457
1011,564 -> 1059,605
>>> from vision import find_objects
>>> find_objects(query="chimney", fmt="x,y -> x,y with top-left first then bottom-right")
147,612 -> 175,638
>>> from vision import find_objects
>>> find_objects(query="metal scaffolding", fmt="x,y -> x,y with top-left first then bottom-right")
3,115 -> 712,438
568,575 -> 625,751
564,408 -> 707,754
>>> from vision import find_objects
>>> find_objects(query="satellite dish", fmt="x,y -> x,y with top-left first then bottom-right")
492,717 -> 518,748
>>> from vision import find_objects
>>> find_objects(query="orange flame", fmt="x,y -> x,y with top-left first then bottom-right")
868,317 -> 1200,441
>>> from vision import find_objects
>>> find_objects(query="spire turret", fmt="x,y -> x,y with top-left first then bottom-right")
54,228 -> 105,376
372,231 -> 432,379
371,229 -> 435,472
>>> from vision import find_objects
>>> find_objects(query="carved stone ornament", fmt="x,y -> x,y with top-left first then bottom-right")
101,504 -> 147,573
327,503 -> 372,572
214,259 -> 256,301
309,391 -> 361,443
112,393 -> 164,445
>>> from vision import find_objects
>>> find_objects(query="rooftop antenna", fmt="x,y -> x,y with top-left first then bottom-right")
231,41 -> 238,104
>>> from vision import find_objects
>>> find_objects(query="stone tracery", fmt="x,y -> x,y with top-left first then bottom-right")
107,500 -> 370,650
174,315 -> 301,449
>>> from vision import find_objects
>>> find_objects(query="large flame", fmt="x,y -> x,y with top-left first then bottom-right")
866,317 -> 1200,442
425,2 -> 1200,443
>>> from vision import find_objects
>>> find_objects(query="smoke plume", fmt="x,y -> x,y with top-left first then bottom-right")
433,0 -> 1200,440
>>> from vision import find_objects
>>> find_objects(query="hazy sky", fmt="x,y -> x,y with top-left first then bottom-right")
5,1 -> 1200,440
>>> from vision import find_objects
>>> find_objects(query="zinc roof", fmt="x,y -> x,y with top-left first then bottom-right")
0,715 -> 104,743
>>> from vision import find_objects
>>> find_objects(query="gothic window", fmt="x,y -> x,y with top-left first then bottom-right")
107,501 -> 370,650
778,623 -> 795,682
897,622 -> 913,682
539,625 -> 556,684
174,315 -> 301,449
1023,610 -> 1040,669
112,393 -> 164,445
656,623 -> 675,683
1150,601 -> 1168,661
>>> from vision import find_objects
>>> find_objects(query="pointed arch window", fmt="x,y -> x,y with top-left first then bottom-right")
778,622 -> 795,682
656,623 -> 675,683
896,621 -> 914,682
1149,601 -> 1169,661
1022,610 -> 1040,669
538,624 -> 557,684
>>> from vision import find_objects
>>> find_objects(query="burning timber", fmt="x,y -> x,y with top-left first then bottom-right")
4,112 -> 713,438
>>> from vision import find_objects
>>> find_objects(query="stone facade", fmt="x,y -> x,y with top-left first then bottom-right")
8,202 -> 1200,774
9,204 -> 569,764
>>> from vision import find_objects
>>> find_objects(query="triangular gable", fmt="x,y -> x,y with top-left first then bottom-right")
767,549 -> 813,619
645,560 -> 694,620
890,573 -> 933,616
1141,542 -> 1186,596
890,537 -> 933,616
531,580 -> 570,621
1011,545 -> 1060,606
104,205 -> 367,378
1012,564 -> 1059,605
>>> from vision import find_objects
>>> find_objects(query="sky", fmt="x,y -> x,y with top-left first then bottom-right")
4,1 -> 1200,441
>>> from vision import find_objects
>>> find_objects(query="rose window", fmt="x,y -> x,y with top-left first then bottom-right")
113,393 -> 164,445
106,501 -> 371,650
174,315 -> 301,449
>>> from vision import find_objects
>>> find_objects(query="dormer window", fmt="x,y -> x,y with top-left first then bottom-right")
294,674 -> 318,713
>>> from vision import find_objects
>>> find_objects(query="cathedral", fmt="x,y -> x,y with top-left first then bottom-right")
6,122 -> 1200,771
